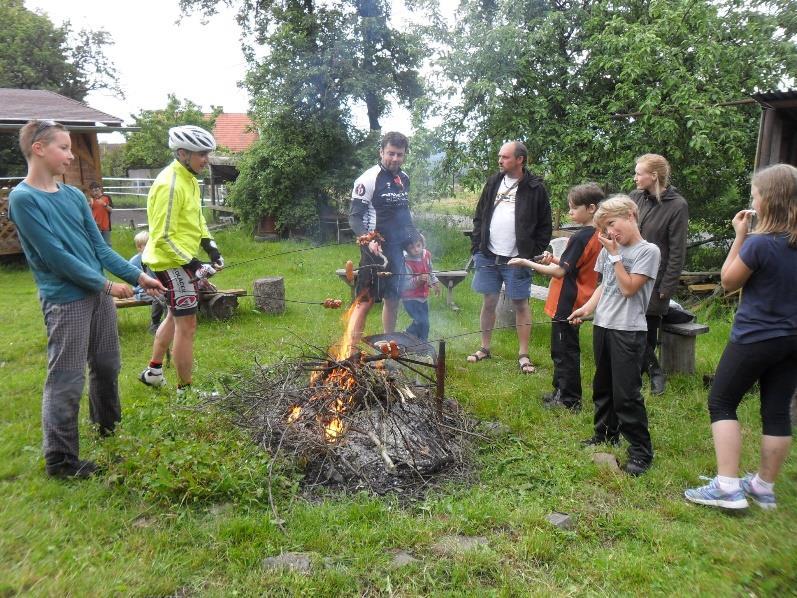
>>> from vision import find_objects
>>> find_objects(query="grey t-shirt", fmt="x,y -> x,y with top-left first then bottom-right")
593,240 -> 661,331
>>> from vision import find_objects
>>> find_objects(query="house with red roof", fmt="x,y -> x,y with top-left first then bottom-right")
207,113 -> 258,153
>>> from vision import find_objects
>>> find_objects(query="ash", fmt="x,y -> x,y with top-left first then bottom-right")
205,351 -> 478,498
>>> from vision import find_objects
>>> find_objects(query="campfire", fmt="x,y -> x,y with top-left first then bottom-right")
209,299 -> 476,497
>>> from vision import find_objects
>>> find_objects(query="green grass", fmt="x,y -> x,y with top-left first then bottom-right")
1,226 -> 796,596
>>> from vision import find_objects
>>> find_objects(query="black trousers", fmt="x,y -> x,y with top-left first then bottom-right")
551,320 -> 582,406
640,314 -> 662,374
592,326 -> 654,462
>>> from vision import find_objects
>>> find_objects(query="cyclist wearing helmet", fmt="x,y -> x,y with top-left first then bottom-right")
139,125 -> 223,396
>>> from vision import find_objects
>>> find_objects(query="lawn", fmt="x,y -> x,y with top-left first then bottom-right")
1,225 -> 795,596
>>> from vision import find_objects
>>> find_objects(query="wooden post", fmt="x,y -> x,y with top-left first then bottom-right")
436,340 -> 446,418
253,277 -> 285,313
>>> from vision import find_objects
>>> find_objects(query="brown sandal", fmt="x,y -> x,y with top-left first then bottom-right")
518,353 -> 536,374
466,347 -> 491,363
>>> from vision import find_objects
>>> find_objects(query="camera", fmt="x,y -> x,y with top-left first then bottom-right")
747,209 -> 757,232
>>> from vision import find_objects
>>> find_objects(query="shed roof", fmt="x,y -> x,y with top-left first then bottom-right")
0,88 -> 124,126
209,113 -> 258,153
751,89 -> 797,110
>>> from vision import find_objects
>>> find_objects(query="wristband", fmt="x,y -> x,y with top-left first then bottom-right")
608,254 -> 622,263
105,281 -> 113,295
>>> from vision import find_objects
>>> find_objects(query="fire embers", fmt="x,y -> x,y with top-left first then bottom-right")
212,348 -> 475,498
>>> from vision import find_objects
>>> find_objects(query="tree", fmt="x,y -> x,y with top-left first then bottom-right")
122,95 -> 221,171
178,0 -> 426,233
430,0 -> 797,235
0,0 -> 121,100
0,0 -> 122,176
180,0 -> 424,131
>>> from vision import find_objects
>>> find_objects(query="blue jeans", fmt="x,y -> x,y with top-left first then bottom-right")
403,299 -> 430,341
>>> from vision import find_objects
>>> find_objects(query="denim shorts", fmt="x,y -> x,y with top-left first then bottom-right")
470,251 -> 532,299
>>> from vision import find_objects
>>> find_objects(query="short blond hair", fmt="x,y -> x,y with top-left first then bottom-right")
134,230 -> 149,249
594,195 -> 638,228
18,120 -> 68,160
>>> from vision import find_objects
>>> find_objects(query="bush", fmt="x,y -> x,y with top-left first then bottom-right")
229,111 -> 359,236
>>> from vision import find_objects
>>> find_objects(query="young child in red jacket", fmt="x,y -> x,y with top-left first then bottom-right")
401,230 -> 440,341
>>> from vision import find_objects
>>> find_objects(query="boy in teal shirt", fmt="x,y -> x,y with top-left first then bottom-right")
9,119 -> 164,479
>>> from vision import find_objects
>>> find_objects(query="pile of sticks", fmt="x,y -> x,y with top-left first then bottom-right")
203,348 -> 477,499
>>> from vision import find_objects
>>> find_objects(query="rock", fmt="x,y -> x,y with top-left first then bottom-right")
131,516 -> 156,529
388,549 -> 419,568
481,421 -> 511,437
591,452 -> 621,473
546,512 -> 574,530
208,502 -> 233,516
430,535 -> 489,556
261,552 -> 313,573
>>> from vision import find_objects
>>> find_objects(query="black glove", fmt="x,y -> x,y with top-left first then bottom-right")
200,238 -> 222,265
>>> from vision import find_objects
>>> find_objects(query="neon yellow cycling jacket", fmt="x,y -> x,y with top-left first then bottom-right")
142,160 -> 212,271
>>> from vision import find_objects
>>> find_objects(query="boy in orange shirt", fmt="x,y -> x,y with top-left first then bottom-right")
510,183 -> 603,411
89,181 -> 113,246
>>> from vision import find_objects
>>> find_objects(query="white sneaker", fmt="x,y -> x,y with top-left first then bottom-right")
139,368 -> 165,388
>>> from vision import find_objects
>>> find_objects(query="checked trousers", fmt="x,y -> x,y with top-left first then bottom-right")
40,293 -> 122,460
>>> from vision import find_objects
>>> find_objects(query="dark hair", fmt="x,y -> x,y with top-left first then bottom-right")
568,182 -> 604,208
89,181 -> 102,189
512,141 -> 527,166
18,119 -> 68,159
381,131 -> 409,151
402,229 -> 424,249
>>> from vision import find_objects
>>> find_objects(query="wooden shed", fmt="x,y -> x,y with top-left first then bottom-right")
0,88 -> 132,256
752,89 -> 797,169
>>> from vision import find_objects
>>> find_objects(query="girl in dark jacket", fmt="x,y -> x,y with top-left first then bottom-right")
630,154 -> 689,395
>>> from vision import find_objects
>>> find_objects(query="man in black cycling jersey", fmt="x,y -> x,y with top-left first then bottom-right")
347,131 -> 415,349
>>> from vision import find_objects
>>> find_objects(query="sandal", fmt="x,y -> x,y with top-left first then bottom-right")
466,347 -> 491,363
518,353 -> 536,374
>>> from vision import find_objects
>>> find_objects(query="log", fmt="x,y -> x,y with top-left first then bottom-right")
254,277 -> 285,313
660,321 -> 710,374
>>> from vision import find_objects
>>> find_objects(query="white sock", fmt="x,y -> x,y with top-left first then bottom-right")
752,473 -> 774,493
148,367 -> 162,375
716,475 -> 740,492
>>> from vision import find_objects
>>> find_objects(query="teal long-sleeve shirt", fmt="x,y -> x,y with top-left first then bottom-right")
9,182 -> 142,303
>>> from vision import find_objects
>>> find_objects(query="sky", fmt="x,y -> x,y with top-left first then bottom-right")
25,0 -> 422,141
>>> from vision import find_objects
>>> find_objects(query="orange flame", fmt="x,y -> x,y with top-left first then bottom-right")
324,417 -> 344,441
287,405 -> 302,423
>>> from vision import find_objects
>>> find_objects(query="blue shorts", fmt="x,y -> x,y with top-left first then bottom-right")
471,251 -> 532,300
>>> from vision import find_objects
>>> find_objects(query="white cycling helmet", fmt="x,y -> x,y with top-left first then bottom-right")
168,125 -> 217,152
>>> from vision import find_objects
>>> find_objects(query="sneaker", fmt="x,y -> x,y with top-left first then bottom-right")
541,389 -> 560,403
544,396 -> 582,412
46,457 -> 99,479
623,458 -> 652,476
581,435 -> 620,448
684,476 -> 748,509
741,473 -> 777,510
139,368 -> 165,388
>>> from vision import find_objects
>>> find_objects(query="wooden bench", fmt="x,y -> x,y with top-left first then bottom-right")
115,288 -> 246,320
660,320 -> 710,374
